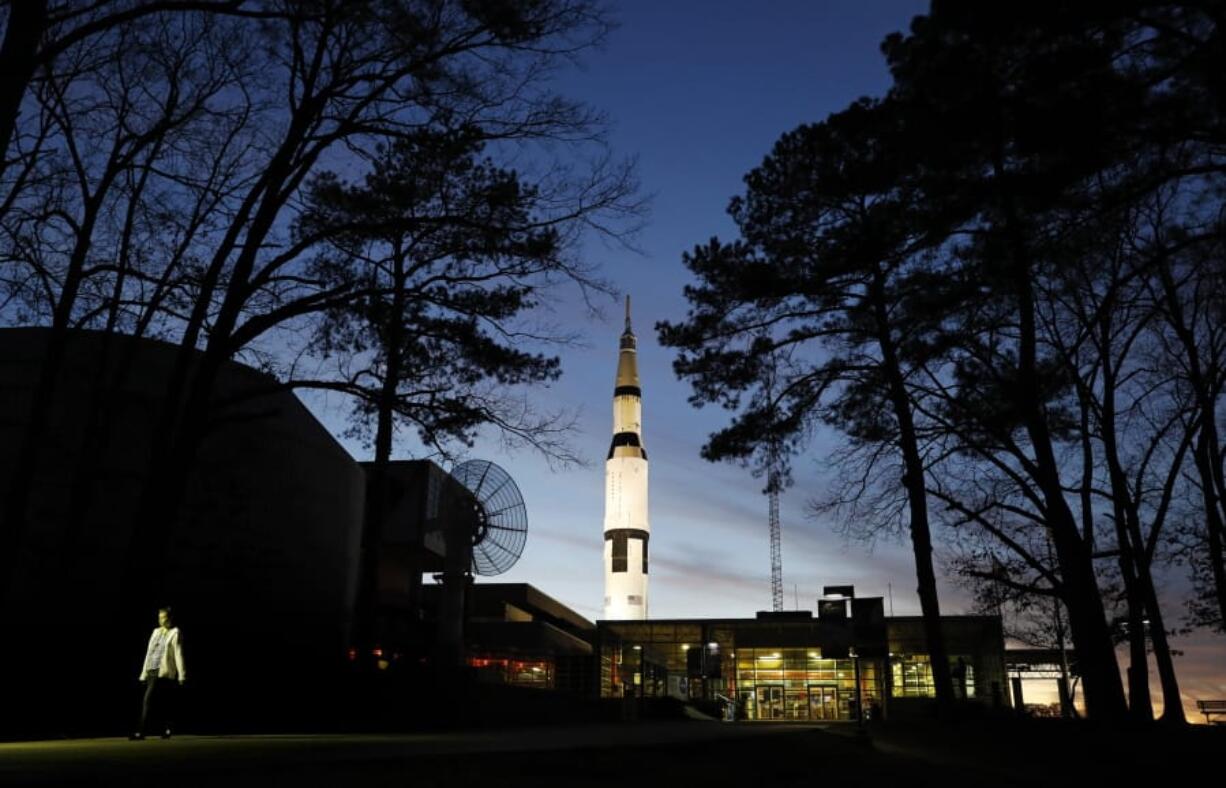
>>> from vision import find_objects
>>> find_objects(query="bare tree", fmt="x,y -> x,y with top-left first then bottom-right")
0,9 -> 256,602
1147,222 -> 1226,635
0,1 -> 283,188
116,0 -> 631,612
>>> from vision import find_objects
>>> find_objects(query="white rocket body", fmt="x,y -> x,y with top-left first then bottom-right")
603,298 -> 649,620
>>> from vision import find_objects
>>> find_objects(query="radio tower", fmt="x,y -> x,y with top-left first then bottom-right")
764,353 -> 784,613
768,466 -> 784,612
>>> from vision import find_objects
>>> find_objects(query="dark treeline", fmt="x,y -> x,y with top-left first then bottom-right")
0,1 -> 640,656
660,1 -> 1225,723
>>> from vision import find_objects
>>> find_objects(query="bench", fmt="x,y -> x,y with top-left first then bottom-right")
1196,699 -> 1226,724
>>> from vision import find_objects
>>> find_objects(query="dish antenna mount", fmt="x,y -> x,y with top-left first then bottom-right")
449,459 -> 528,576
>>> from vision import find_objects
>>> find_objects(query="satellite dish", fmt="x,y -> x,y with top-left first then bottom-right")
449,459 -> 528,576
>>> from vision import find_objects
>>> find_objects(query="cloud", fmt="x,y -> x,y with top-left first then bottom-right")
532,526 -> 602,555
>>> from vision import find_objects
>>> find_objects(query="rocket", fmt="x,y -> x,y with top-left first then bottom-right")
603,295 -> 649,620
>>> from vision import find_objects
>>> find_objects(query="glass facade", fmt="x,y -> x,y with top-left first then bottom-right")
733,648 -> 880,721
891,654 -> 934,697
598,623 -> 884,721
889,654 -> 976,698
468,655 -> 553,688
597,615 -> 1005,719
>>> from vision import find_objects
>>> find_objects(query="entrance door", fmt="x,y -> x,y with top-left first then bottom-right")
808,686 -> 840,720
754,685 -> 784,720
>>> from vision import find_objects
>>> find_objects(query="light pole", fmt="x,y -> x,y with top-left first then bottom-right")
633,644 -> 644,703
849,646 -> 863,727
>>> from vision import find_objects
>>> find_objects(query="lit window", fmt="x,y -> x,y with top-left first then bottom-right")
890,654 -> 936,698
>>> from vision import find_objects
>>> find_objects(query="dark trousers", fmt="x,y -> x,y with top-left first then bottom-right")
137,671 -> 177,734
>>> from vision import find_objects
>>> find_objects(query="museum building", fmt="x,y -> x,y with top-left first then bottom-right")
443,581 -> 1009,721
594,589 -> 1008,721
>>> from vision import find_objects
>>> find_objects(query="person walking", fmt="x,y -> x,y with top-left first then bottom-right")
130,607 -> 186,740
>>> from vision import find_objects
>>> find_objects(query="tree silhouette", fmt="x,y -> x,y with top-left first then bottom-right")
659,98 -> 959,710
290,127 -> 632,653
664,1 -> 1226,721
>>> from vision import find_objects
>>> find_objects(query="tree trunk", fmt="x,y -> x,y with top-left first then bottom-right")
870,273 -> 955,710
1099,341 -> 1184,723
1155,260 -> 1226,631
1097,338 -> 1153,720
1194,428 -> 1226,631
993,153 -> 1128,720
0,0 -> 47,182
1012,291 -> 1127,718
1013,281 -> 1127,719
352,251 -> 407,662
1053,597 -> 1076,718
1132,550 -> 1186,724
1115,521 -> 1153,720
1048,530 -> 1128,720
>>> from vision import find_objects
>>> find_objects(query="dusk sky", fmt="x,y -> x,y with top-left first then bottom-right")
295,1 -> 1225,716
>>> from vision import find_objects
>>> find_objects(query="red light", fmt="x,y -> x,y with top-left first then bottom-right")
372,647 -> 384,658
347,648 -> 357,661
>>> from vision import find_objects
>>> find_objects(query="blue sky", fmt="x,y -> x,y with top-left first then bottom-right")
294,0 -> 1225,714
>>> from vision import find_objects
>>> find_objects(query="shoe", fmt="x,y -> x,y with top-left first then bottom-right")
128,732 -> 144,741
161,729 -> 172,739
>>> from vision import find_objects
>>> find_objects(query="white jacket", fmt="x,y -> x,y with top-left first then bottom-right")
139,627 -> 186,682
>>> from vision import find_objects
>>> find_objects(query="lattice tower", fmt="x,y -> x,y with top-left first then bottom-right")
768,470 -> 783,612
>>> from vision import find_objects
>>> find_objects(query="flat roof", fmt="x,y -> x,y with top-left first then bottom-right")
471,583 -> 596,632
596,614 -> 1002,625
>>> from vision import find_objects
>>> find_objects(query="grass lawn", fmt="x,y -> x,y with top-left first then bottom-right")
1,718 -> 1219,787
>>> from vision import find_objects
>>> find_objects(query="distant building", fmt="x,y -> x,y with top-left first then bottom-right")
425,582 -> 1010,721
596,592 -> 1009,720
